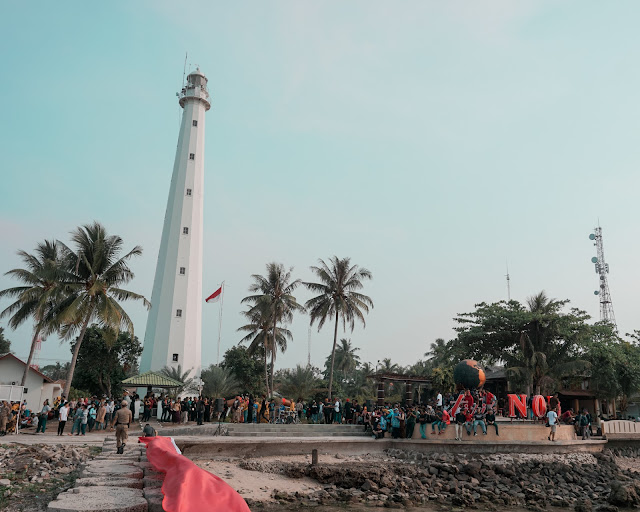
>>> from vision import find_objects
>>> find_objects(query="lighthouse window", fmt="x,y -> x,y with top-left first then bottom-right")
179,267 -> 186,275
176,309 -> 182,317
192,120 -> 198,127
172,353 -> 179,362
186,188 -> 192,196
183,227 -> 189,235
189,153 -> 195,160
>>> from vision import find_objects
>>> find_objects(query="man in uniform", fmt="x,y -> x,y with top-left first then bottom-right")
110,400 -> 132,454
0,401 -> 10,436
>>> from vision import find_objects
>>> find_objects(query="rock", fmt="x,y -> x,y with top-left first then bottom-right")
575,498 -> 593,512
361,479 -> 378,492
609,480 -> 640,507
0,479 -> 11,486
595,506 -> 618,512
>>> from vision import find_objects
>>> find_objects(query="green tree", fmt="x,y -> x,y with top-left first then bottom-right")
41,361 -> 70,381
304,256 -> 373,400
454,291 -> 592,395
56,222 -> 150,398
237,302 -> 291,397
201,365 -> 240,398
0,327 -> 11,353
221,346 -> 265,396
241,263 -> 304,396
585,325 -> 640,414
160,365 -> 198,397
277,365 -> 322,401
431,366 -> 455,393
322,338 -> 360,388
70,325 -> 142,397
0,240 -> 67,385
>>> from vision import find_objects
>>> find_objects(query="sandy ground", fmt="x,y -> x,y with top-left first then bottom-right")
193,453 -> 367,502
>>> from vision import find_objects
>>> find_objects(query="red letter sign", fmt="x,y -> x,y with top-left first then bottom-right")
507,394 -> 527,418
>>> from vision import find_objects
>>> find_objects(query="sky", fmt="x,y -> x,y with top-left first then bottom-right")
1,1 -> 639,373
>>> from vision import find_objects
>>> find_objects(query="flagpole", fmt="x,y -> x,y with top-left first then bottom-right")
217,281 -> 225,364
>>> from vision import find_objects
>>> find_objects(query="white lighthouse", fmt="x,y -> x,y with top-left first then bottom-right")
140,68 -> 210,380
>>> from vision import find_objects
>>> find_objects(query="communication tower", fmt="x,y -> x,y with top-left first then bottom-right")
589,226 -> 616,327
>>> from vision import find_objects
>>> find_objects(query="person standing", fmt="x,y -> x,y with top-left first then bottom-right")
454,408 -> 466,441
436,392 -> 443,408
547,406 -> 558,442
105,399 -> 114,427
111,400 -> 133,454
36,400 -> 51,434
70,405 -> 83,436
247,395 -> 254,424
96,401 -> 106,431
88,403 -> 97,432
57,402 -> 69,436
333,398 -> 341,424
80,404 -> 89,435
0,401 -> 10,436
196,397 -> 205,425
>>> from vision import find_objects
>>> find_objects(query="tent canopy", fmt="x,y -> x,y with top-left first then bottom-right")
121,371 -> 183,389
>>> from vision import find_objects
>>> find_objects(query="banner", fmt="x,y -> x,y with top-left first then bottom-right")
140,436 -> 250,512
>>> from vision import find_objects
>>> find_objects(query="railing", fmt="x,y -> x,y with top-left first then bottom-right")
601,420 -> 640,437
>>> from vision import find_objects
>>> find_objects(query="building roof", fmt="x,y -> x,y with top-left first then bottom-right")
0,353 -> 53,383
367,372 -> 432,384
121,371 -> 183,388
558,389 -> 596,398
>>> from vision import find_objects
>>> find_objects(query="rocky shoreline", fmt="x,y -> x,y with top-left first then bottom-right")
238,447 -> 640,511
0,444 -> 94,511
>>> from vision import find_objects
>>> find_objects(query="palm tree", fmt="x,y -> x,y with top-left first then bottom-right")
323,338 -> 360,386
41,361 -> 71,381
201,365 -> 240,398
237,302 -> 292,397
378,357 -> 401,374
277,365 -> 321,400
304,256 -> 373,400
241,263 -> 304,396
160,364 -> 198,396
504,291 -> 590,395
56,222 -> 150,398
0,241 -> 68,386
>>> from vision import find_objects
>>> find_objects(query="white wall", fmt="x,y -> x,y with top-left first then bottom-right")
0,357 -> 50,411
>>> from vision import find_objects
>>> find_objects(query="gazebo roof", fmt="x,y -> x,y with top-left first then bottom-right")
121,371 -> 183,388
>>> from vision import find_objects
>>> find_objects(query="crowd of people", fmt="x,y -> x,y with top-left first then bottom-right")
0,386 -> 609,445
0,392 -> 139,437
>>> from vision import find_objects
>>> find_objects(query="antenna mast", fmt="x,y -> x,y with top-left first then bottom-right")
589,226 -> 616,328
505,263 -> 511,301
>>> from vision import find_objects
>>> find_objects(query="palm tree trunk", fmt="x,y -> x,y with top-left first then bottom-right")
63,310 -> 92,398
271,313 -> 278,398
270,348 -> 276,397
21,329 -> 41,387
264,350 -> 270,397
328,310 -> 339,400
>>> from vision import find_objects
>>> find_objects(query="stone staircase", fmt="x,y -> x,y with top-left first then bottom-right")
47,436 -> 164,512
157,422 -> 369,438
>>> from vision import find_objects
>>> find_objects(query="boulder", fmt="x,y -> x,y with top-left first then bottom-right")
608,480 -> 640,507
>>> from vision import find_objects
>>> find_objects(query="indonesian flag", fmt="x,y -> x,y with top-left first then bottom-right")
140,436 -> 250,512
205,286 -> 222,303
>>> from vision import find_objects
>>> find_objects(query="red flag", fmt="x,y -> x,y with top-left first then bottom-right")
205,287 -> 222,303
140,436 -> 250,512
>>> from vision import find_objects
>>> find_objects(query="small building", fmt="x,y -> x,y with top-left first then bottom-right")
0,353 -> 62,410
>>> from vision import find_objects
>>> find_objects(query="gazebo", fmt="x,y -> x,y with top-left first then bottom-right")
121,371 -> 183,395
367,372 -> 432,406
